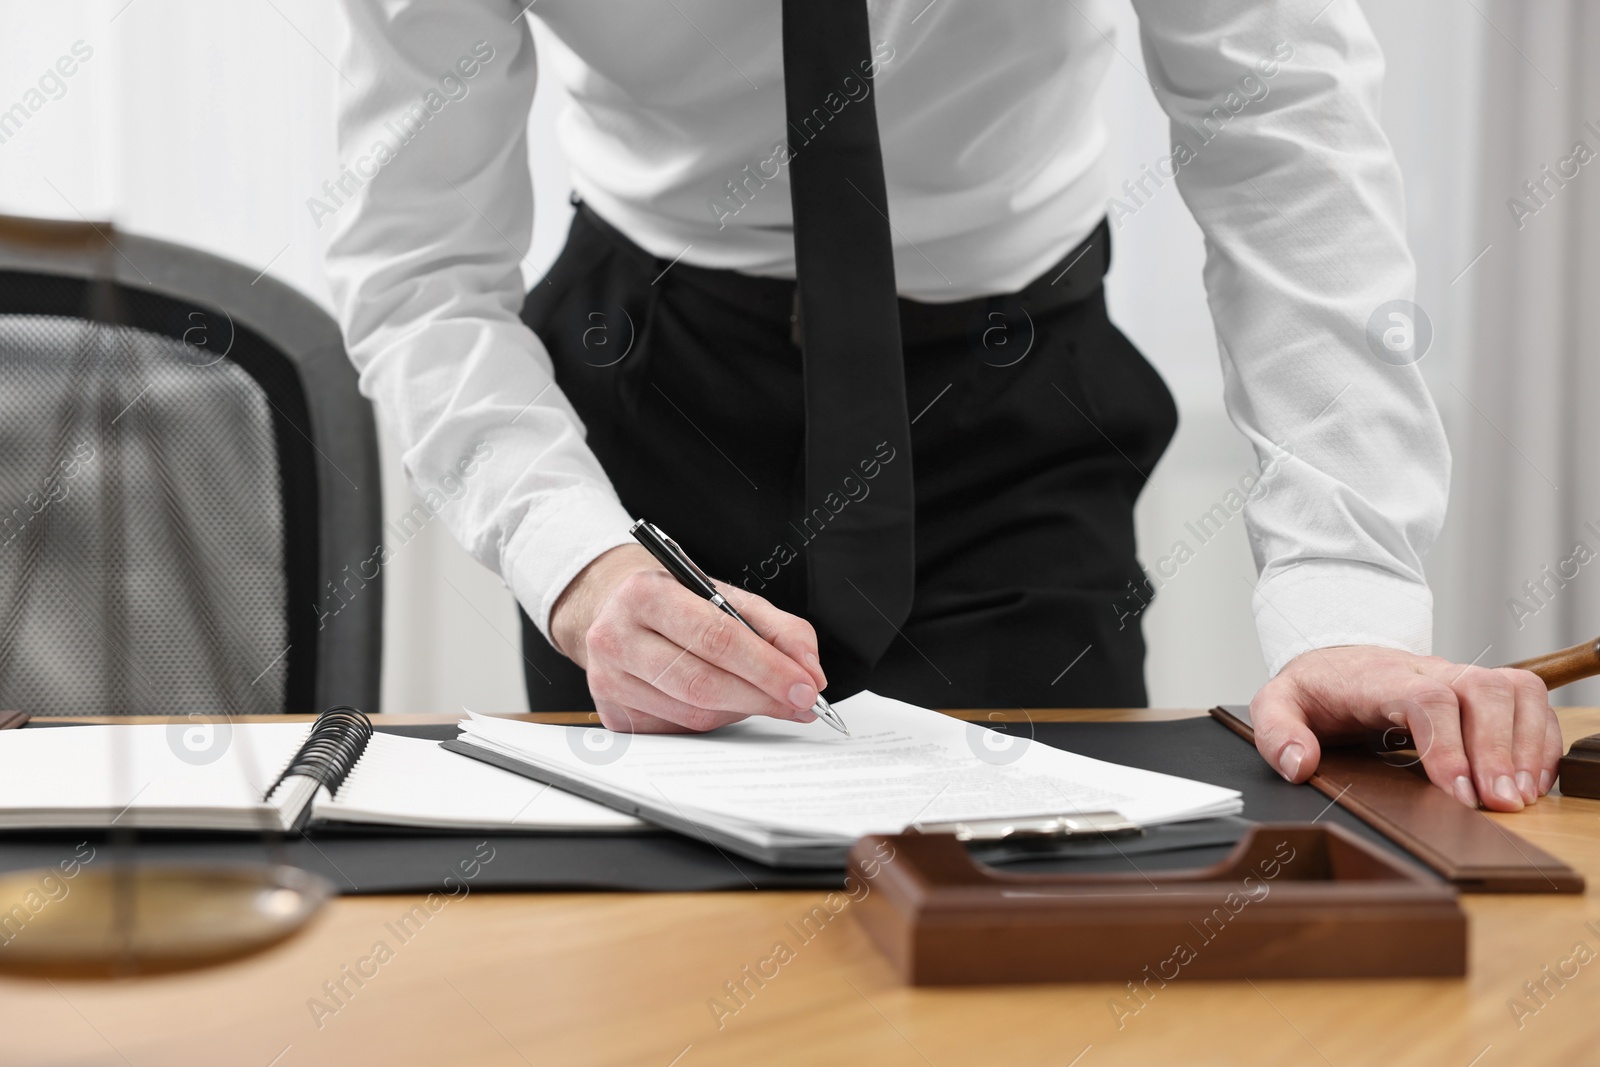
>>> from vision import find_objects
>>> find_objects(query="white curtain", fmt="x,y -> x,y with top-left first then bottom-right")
1458,1 -> 1600,704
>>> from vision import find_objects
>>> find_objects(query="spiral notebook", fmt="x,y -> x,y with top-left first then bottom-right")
0,708 -> 643,833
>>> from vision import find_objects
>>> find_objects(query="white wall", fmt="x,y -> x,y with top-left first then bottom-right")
0,0 -> 1484,711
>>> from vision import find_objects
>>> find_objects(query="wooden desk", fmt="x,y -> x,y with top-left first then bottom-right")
4,708 -> 1600,1067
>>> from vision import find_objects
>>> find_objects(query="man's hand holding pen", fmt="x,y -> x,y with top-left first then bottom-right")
550,544 -> 830,733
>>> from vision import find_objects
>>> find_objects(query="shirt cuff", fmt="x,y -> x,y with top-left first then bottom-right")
502,486 -> 637,646
1252,559 -> 1434,677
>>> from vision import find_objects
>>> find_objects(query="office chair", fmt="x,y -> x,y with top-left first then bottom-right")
0,216 -> 381,715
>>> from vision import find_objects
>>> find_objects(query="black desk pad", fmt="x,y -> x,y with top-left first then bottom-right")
0,718 -> 1416,893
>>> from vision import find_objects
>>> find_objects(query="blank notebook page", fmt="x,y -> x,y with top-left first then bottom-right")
0,723 -> 644,832
0,722 -> 309,829
312,731 -> 645,831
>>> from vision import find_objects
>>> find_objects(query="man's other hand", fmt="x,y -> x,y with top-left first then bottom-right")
1251,645 -> 1562,811
549,544 -> 828,733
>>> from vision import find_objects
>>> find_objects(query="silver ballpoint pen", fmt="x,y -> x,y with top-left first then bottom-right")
629,519 -> 850,735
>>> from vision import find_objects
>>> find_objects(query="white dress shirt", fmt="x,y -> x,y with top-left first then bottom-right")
323,0 -> 1450,677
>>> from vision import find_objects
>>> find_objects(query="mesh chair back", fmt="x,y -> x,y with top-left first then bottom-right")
0,223 -> 380,714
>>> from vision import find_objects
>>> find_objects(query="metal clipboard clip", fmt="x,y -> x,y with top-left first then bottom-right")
910,812 -> 1143,843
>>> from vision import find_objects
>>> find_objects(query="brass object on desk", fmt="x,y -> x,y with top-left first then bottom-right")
0,217 -> 337,979
1508,637 -> 1600,798
0,864 -> 332,980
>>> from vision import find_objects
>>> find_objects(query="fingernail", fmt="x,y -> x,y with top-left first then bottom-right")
1516,771 -> 1537,803
788,682 -> 816,710
1452,775 -> 1479,808
804,651 -> 827,685
1493,775 -> 1524,809
791,707 -> 817,723
1539,769 -> 1554,796
1277,743 -> 1304,781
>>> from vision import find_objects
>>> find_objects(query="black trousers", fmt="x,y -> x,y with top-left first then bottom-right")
518,206 -> 1177,711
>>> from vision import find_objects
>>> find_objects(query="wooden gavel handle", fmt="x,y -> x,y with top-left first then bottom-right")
1507,637 -> 1600,692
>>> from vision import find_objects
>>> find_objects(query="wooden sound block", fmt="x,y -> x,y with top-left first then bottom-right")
1559,734 -> 1600,799
847,824 -> 1466,986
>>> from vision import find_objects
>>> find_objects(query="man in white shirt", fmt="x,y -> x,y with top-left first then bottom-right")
324,0 -> 1560,812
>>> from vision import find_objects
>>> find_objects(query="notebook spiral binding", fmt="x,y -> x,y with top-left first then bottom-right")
262,705 -> 373,801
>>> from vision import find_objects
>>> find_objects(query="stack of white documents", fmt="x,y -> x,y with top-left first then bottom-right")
450,691 -> 1242,865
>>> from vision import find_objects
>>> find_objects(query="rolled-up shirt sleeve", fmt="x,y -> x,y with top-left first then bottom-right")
1131,0 -> 1451,675
323,0 -> 634,643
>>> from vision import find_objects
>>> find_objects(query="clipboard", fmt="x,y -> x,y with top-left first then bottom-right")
440,738 -> 1246,870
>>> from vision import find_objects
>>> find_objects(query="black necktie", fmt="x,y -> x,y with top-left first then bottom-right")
781,0 -> 915,666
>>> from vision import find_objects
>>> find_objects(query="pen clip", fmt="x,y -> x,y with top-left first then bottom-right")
630,519 -> 719,599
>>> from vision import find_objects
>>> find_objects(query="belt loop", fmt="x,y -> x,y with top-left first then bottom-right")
790,286 -> 804,349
